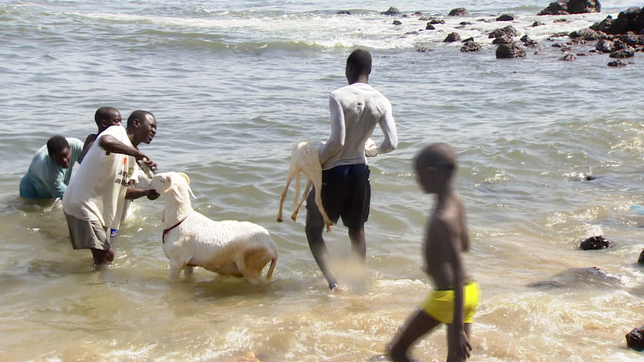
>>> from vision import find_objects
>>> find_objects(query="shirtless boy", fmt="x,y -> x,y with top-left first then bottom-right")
388,143 -> 479,362
80,107 -> 122,161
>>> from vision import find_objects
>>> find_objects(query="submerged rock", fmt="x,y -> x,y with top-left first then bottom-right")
538,0 -> 601,16
607,60 -> 628,67
497,14 -> 515,21
449,8 -> 469,16
626,326 -> 644,351
496,43 -> 526,58
559,53 -> 577,61
579,235 -> 611,250
521,35 -> 539,47
393,20 -> 402,25
528,267 -> 621,289
638,248 -> 644,264
569,28 -> 600,40
444,32 -> 461,42
461,41 -> 482,52
610,47 -> 635,58
381,7 -> 400,16
489,25 -> 519,39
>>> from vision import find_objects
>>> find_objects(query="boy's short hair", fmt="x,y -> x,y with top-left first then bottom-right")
47,135 -> 69,156
347,49 -> 372,75
415,143 -> 457,175
127,110 -> 154,128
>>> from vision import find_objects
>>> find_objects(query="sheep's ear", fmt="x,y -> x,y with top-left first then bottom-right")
163,177 -> 174,194
178,173 -> 190,185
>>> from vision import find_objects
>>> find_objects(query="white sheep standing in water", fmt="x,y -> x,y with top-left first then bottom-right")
277,138 -> 377,232
150,172 -> 278,282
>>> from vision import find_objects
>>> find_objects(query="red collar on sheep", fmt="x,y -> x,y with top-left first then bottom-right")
162,216 -> 188,243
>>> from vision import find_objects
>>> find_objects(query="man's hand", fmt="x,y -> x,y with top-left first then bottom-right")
146,189 -> 160,200
448,327 -> 472,360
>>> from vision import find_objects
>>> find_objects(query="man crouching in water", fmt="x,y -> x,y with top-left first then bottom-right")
63,110 -> 160,267
388,143 -> 479,362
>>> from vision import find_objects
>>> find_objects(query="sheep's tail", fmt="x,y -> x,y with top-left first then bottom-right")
266,257 -> 277,280
292,173 -> 301,205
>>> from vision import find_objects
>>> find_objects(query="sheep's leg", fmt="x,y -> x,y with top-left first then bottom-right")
277,172 -> 295,222
184,265 -> 194,278
169,260 -> 185,280
239,248 -> 272,284
291,179 -> 312,222
310,172 -> 333,232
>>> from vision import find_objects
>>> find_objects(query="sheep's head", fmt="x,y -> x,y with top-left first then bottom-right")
150,172 -> 195,204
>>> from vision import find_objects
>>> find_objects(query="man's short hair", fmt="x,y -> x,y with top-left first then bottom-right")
47,135 -> 69,156
127,110 -> 154,128
347,49 -> 372,75
94,107 -> 119,125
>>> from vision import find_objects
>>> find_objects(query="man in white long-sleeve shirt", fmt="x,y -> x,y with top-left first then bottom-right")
305,49 -> 398,290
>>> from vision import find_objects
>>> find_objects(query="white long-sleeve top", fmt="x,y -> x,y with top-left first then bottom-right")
319,82 -> 398,170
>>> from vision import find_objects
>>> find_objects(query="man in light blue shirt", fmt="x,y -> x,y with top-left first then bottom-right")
20,136 -> 84,199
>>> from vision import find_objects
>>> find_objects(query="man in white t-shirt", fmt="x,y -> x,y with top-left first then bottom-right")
305,49 -> 398,290
63,110 -> 160,267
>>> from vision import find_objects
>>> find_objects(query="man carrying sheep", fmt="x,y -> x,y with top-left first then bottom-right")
63,110 -> 160,267
305,49 -> 398,290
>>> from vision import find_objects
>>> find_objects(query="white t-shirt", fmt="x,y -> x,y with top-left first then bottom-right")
63,125 -> 138,230
319,83 -> 398,170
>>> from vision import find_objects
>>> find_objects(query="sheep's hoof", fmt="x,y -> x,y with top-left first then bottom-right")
290,213 -> 299,222
276,216 -> 283,222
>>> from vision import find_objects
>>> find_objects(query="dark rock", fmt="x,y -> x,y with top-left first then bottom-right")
462,37 -> 474,43
414,11 -> 422,15
461,42 -> 482,52
580,235 -> 611,250
520,35 -> 539,47
596,39 -> 614,52
591,7 -> 644,35
381,7 -> 400,16
448,8 -> 469,16
550,31 -> 570,38
405,31 -> 418,35
620,32 -> 644,46
610,47 -> 635,58
430,19 -> 445,25
337,11 -> 351,15
492,34 -> 514,44
393,20 -> 402,25
538,0 -> 601,16
528,267 -> 621,289
559,53 -> 577,61
444,32 -> 461,42
569,28 -> 600,40
638,248 -> 644,264
416,46 -> 431,52
532,21 -> 546,27
460,21 -> 471,26
419,16 -> 431,21
496,43 -> 526,58
489,25 -> 519,38
626,326 -> 644,351
425,23 -> 436,30
554,18 -> 568,23
584,174 -> 595,180
497,14 -> 515,21
608,60 -> 628,67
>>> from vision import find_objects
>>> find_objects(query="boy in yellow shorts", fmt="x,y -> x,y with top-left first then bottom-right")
388,143 -> 479,362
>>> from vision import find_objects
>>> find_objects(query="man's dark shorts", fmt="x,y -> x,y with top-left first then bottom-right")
306,163 -> 370,229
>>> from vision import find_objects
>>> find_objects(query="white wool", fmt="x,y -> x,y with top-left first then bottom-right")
150,172 -> 278,281
276,138 -> 377,232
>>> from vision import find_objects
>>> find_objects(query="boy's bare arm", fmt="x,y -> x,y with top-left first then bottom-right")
460,198 -> 470,252
98,135 -> 145,160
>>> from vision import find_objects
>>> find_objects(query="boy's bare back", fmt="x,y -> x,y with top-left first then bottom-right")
424,193 -> 469,289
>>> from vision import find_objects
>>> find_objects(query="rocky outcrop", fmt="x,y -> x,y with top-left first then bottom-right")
381,7 -> 400,16
626,326 -> 644,351
538,0 -> 601,16
489,25 -> 519,39
392,20 -> 402,25
496,43 -> 526,58
528,267 -> 621,289
569,28 -> 600,40
608,60 -> 628,67
492,34 -> 514,45
639,248 -> 644,264
579,235 -> 611,250
448,8 -> 469,16
461,40 -> 482,52
610,48 -> 635,58
591,7 -> 644,35
520,35 -> 539,47
444,32 -> 461,42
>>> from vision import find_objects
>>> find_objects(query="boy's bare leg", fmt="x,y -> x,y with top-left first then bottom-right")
388,309 -> 441,362
348,226 -> 366,262
306,210 -> 338,290
446,323 -> 472,362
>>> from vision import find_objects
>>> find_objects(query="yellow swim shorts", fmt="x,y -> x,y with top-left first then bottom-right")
421,281 -> 480,324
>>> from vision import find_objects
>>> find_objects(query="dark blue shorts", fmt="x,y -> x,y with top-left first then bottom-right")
306,164 -> 371,229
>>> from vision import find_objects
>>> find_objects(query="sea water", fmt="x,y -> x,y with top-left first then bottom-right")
1,1 -> 644,361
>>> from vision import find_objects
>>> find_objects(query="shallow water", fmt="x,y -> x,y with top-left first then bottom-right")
2,1 -> 644,361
